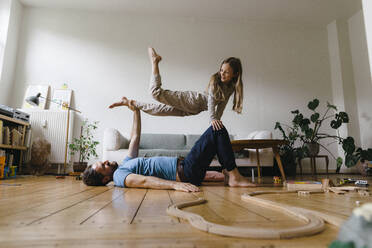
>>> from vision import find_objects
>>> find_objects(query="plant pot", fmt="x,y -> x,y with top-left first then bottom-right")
73,162 -> 88,172
304,142 -> 320,156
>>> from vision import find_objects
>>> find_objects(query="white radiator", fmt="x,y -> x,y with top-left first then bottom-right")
22,109 -> 74,163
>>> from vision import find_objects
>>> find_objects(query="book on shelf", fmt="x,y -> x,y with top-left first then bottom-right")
7,153 -> 14,166
0,150 -> 5,178
3,126 -> 10,145
11,128 -> 22,146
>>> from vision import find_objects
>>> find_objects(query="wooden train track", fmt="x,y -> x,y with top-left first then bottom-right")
167,190 -> 344,239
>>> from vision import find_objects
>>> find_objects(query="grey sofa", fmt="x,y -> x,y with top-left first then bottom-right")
102,128 -> 274,168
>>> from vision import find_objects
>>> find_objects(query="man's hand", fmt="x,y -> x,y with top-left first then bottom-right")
125,174 -> 200,192
211,119 -> 223,130
127,100 -> 138,111
172,182 -> 200,192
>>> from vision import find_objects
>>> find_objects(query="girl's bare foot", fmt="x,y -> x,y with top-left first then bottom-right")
148,47 -> 162,64
109,97 -> 129,109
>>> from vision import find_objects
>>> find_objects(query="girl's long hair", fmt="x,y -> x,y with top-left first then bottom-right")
206,57 -> 243,114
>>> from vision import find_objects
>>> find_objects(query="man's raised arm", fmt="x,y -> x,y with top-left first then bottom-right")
127,106 -> 141,158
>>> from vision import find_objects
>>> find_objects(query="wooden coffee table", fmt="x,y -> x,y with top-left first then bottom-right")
231,139 -> 288,182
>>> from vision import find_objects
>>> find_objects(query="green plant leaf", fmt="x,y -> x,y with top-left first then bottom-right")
291,110 -> 299,114
327,101 -> 337,111
300,118 -> 310,132
305,129 -> 313,139
68,119 -> 99,163
337,157 -> 343,167
274,122 -> 288,140
310,113 -> 320,123
367,149 -> 372,160
345,153 -> 359,167
307,99 -> 319,110
330,120 -> 342,129
342,137 -> 355,154
274,122 -> 281,130
338,112 -> 349,123
328,240 -> 356,248
301,118 -> 310,126
359,148 -> 372,161
292,113 -> 303,125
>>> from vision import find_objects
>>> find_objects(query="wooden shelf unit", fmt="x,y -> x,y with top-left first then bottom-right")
0,113 -> 30,174
0,144 -> 27,150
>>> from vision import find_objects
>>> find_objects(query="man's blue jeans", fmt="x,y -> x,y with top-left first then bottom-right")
182,126 -> 237,185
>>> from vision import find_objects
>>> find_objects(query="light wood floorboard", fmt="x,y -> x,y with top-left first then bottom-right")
0,174 -> 370,247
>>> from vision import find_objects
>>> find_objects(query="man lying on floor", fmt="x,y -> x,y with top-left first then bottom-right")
82,101 -> 256,192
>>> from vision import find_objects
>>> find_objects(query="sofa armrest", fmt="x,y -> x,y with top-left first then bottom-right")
103,128 -> 129,151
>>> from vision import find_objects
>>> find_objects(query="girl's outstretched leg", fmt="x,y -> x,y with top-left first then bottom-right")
132,100 -> 192,117
147,47 -> 208,115
109,97 -> 192,116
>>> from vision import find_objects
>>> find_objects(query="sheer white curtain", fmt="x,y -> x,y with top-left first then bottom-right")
0,41 -> 4,61
0,41 -> 4,78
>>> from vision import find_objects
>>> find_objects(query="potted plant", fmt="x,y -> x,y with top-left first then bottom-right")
274,117 -> 304,177
69,119 -> 99,172
275,99 -> 372,173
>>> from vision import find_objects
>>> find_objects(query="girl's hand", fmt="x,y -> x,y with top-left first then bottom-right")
211,120 -> 224,130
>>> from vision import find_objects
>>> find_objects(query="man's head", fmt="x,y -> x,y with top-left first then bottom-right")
82,160 -> 118,186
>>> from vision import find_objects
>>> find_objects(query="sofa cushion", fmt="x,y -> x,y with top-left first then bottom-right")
103,128 -> 129,151
186,135 -> 201,149
245,130 -> 273,153
138,149 -> 189,158
246,130 -> 272,139
139,134 -> 186,149
186,134 -> 235,149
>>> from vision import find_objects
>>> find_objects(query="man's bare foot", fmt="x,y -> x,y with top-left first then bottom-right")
148,47 -> 162,64
109,97 -> 129,109
203,171 -> 225,182
227,168 -> 256,187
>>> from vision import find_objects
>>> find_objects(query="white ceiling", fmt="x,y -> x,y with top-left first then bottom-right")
19,0 -> 362,26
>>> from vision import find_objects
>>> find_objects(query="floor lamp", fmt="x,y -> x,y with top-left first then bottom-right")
26,93 -> 81,177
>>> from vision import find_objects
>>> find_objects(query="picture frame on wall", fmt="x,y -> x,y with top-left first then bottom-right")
22,85 -> 50,109
50,89 -> 73,110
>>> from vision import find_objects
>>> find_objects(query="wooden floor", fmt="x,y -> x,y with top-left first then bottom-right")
0,174 -> 371,248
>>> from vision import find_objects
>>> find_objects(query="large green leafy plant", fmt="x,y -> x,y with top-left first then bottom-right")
275,99 -> 372,172
69,120 -> 99,164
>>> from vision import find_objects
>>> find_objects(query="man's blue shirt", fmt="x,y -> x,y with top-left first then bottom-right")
113,156 -> 177,187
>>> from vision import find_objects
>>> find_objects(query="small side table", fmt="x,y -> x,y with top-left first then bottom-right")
298,155 -> 329,176
231,139 -> 288,183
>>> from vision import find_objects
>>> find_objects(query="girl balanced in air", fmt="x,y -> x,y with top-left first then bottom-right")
109,48 -> 243,130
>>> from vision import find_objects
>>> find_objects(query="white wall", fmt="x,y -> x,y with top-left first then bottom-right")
349,10 -> 372,149
10,7 -> 335,167
0,0 -> 22,105
0,0 -> 10,70
362,0 -> 372,81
